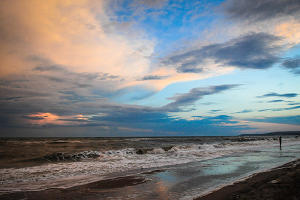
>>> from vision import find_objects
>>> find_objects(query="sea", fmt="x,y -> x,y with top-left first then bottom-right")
1,136 -> 300,199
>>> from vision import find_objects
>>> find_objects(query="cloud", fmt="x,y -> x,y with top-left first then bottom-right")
85,112 -> 246,136
235,109 -> 253,114
237,120 -> 300,134
284,106 -> 300,111
267,99 -> 285,103
282,57 -> 300,74
223,0 -> 300,22
33,63 -> 122,94
219,0 -> 300,53
257,109 -> 270,112
282,57 -> 300,69
0,86 -> 248,136
130,0 -> 167,9
2,113 -> 248,137
210,109 -> 222,113
257,92 -> 298,98
249,115 -> 300,126
275,21 -> 300,45
0,0 -> 154,83
164,32 -> 282,73
0,76 -> 245,136
0,0 -> 239,95
163,84 -> 239,110
1,0 -> 299,137
34,65 -> 66,72
288,102 -> 300,106
133,66 -> 234,91
140,75 -> 168,80
258,105 -> 300,112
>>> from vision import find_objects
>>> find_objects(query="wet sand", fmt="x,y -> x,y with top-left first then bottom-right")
196,159 -> 300,200
1,159 -> 300,200
0,175 -> 148,200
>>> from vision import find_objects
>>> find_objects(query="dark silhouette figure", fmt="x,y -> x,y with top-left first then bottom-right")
279,136 -> 282,150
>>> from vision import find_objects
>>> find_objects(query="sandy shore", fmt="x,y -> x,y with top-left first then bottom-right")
0,175 -> 148,200
195,159 -> 300,200
1,159 -> 300,200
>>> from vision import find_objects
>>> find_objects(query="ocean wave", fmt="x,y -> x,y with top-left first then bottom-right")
1,137 -> 300,193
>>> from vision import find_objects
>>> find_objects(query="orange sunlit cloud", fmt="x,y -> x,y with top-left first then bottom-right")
0,0 -> 153,80
275,20 -> 300,45
26,112 -> 89,126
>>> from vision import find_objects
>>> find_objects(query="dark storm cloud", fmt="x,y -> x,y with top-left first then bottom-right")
223,0 -> 300,22
163,84 -> 239,110
257,92 -> 298,98
165,33 -> 282,73
282,57 -> 300,74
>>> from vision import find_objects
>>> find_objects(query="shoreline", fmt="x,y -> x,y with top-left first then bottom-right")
0,175 -> 149,200
1,159 -> 300,200
1,139 -> 300,199
195,158 -> 300,200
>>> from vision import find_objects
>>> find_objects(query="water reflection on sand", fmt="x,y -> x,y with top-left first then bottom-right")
84,143 -> 300,200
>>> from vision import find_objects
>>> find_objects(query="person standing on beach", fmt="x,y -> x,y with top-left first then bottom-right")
279,136 -> 282,150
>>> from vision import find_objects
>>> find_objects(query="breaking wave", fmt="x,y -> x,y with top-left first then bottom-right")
1,136 -> 300,193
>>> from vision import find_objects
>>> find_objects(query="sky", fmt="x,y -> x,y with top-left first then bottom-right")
0,0 -> 300,137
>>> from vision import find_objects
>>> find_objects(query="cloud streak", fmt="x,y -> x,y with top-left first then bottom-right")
164,32 -> 282,73
257,92 -> 298,98
163,84 -> 239,110
249,115 -> 300,126
140,75 -> 168,80
282,57 -> 300,74
267,99 -> 285,103
223,0 -> 300,22
235,109 -> 253,114
258,105 -> 300,112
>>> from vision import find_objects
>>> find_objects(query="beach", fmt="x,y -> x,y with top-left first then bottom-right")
196,159 -> 300,200
1,0 -> 300,199
1,159 -> 300,200
1,136 -> 300,199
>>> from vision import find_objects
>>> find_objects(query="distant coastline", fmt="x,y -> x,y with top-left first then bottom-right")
239,131 -> 300,137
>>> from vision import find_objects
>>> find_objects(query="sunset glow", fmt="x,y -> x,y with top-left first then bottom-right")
1,0 -> 300,136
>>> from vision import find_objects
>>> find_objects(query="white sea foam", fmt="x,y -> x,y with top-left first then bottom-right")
1,137 -> 300,193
